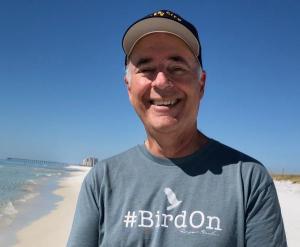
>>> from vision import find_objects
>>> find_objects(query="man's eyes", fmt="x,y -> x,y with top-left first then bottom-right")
169,66 -> 186,72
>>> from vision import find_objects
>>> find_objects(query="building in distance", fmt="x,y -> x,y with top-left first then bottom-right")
82,157 -> 98,167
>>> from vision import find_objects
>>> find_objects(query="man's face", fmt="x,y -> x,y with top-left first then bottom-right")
125,33 -> 205,135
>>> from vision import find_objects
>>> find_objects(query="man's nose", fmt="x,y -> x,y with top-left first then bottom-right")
152,71 -> 173,90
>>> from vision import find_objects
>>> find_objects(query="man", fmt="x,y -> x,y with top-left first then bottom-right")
67,10 -> 287,246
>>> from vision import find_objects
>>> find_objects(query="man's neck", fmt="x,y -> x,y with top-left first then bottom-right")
144,128 -> 208,158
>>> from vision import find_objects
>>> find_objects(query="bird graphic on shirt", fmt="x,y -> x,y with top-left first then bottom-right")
164,187 -> 182,211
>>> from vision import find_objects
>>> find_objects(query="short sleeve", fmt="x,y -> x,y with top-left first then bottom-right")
67,167 -> 102,247
245,178 -> 287,247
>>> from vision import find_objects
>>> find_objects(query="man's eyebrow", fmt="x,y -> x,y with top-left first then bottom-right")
134,55 -> 192,68
168,56 -> 190,67
135,57 -> 153,67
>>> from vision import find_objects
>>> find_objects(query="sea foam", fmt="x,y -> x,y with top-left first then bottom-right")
0,201 -> 18,216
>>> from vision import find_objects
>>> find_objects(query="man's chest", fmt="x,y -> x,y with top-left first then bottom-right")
99,174 -> 244,246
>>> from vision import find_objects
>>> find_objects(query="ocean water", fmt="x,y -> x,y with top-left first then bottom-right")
0,159 -> 75,232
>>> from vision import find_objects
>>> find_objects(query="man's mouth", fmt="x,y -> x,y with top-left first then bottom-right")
149,99 -> 180,107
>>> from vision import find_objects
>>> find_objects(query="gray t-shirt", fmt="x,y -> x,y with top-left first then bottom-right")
67,139 -> 287,247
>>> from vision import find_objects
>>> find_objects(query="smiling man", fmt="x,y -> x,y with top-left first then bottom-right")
125,32 -> 207,158
67,10 -> 287,247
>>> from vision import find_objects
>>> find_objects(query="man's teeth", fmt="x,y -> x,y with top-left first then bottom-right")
151,99 -> 178,106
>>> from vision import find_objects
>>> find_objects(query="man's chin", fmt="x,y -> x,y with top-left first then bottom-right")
147,118 -> 180,133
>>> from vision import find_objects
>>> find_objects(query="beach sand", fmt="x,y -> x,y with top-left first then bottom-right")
274,181 -> 300,247
13,166 -> 91,247
12,172 -> 300,247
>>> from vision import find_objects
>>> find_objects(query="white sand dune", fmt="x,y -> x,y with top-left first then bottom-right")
275,181 -> 300,247
13,173 -> 300,247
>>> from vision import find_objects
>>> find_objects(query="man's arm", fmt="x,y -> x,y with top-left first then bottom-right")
67,168 -> 101,247
245,179 -> 287,247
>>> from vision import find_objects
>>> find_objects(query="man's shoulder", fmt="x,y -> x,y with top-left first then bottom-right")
84,145 -> 142,182
211,139 -> 261,165
104,145 -> 142,162
93,145 -> 142,169
211,139 -> 272,185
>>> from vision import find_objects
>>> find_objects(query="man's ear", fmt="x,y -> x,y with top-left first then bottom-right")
124,66 -> 131,90
200,70 -> 206,83
124,74 -> 133,104
124,75 -> 129,88
199,70 -> 206,97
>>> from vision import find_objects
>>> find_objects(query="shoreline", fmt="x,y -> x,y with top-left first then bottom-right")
0,170 -> 64,247
13,166 -> 91,247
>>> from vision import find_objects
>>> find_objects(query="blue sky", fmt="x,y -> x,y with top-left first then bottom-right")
0,0 -> 299,173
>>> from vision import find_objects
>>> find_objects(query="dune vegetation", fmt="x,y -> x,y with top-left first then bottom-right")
272,174 -> 300,184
